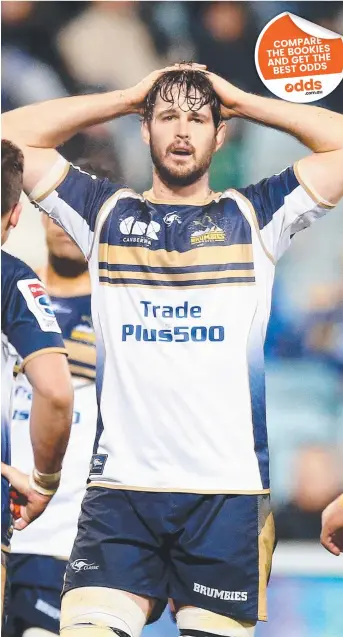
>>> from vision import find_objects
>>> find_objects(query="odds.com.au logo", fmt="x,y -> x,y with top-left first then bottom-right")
284,79 -> 323,96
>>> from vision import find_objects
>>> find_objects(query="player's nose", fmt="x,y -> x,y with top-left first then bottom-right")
175,128 -> 190,140
175,116 -> 191,139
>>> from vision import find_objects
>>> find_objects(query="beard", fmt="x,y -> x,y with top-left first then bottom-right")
49,253 -> 88,278
150,139 -> 215,187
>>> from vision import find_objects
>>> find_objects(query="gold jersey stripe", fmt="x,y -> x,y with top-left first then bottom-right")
30,156 -> 70,203
71,330 -> 96,344
99,243 -> 253,268
258,511 -> 275,621
64,339 -> 96,368
1,544 -> 11,554
294,160 -> 336,209
143,189 -> 222,206
68,363 -> 96,380
228,190 -> 276,265
98,268 -> 255,282
88,482 -> 270,495
21,347 -> 67,371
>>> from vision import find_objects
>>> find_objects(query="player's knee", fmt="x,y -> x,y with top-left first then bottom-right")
176,606 -> 256,637
60,587 -> 148,637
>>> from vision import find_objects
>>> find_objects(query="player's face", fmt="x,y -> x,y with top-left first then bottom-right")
43,215 -> 84,262
143,88 -> 226,187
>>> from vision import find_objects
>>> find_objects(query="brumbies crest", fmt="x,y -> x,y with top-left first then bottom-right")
190,214 -> 226,245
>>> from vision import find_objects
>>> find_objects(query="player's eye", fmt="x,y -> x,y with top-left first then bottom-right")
192,117 -> 203,124
163,115 -> 176,121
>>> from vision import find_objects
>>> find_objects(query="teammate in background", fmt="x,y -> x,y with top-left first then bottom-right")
321,494 -> 343,556
5,161 -> 102,637
1,140 -> 73,621
2,64 -> 343,637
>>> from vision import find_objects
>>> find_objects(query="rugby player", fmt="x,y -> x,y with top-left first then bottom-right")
3,63 -> 343,637
321,494 -> 343,556
5,162 -> 99,637
1,140 -> 73,621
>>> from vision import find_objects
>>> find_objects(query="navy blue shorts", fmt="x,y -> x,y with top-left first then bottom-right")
64,487 -> 275,623
5,554 -> 67,635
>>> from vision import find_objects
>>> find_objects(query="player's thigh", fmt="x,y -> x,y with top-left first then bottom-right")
175,605 -> 256,637
170,494 -> 275,624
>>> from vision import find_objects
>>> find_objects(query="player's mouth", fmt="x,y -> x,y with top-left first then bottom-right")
169,146 -> 194,159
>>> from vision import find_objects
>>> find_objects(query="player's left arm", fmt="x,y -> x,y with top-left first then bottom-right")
208,73 -> 343,205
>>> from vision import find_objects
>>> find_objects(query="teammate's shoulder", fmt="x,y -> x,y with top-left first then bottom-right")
1,250 -> 37,285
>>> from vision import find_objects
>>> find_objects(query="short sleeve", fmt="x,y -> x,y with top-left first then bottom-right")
29,155 -> 126,259
237,163 -> 334,261
1,256 -> 66,367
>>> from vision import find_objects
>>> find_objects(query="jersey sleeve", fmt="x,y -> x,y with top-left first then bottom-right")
237,163 -> 334,262
2,267 -> 66,368
29,155 -> 126,259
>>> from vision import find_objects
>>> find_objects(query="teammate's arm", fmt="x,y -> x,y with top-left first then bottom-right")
1,64 -> 206,193
208,72 -> 343,205
320,494 -> 343,556
1,268 -> 74,530
1,351 -> 73,530
24,352 -> 73,475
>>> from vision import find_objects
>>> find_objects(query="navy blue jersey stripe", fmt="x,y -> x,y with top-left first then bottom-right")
68,359 -> 95,370
99,276 -> 255,287
98,262 -> 254,274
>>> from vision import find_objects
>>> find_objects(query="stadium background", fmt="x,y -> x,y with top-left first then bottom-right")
2,1 -> 343,635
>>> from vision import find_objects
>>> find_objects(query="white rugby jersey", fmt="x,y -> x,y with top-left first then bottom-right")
30,156 -> 333,494
11,293 -> 97,558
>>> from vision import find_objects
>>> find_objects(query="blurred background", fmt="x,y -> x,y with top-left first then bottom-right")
2,1 -> 343,635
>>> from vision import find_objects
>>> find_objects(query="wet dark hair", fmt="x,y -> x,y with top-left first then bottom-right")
144,69 -> 222,129
1,139 -> 24,216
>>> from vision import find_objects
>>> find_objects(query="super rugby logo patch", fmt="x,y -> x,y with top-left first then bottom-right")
29,282 -> 56,317
17,278 -> 61,333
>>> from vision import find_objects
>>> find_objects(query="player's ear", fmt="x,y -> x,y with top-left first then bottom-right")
9,202 -> 22,229
141,119 -> 151,146
214,121 -> 227,153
